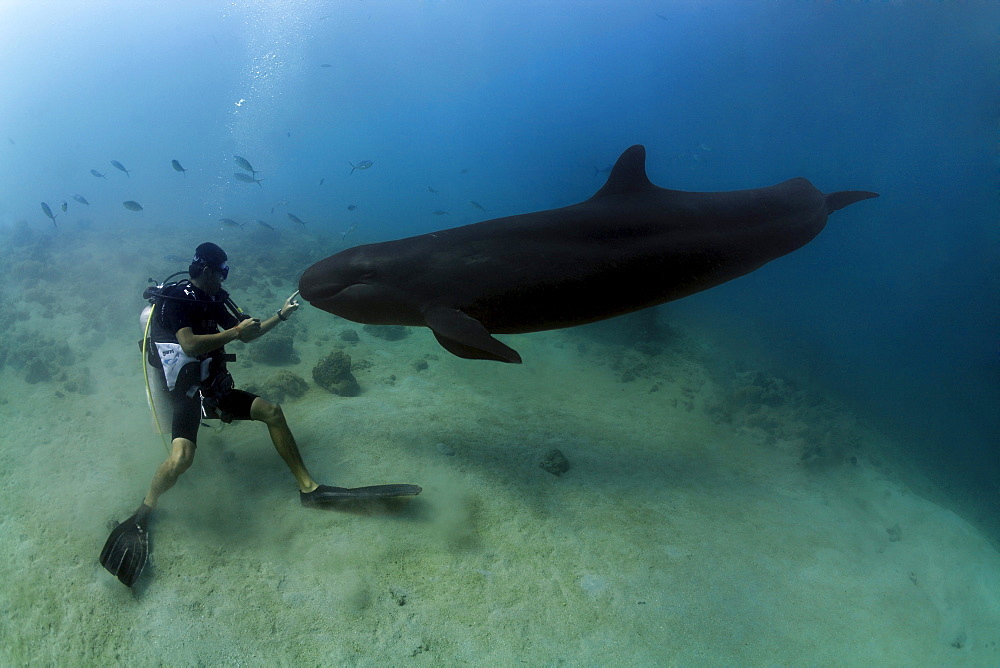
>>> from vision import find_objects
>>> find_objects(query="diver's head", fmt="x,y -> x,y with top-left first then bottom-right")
189,242 -> 229,294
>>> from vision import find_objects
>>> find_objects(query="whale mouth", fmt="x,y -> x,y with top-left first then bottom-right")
299,250 -> 376,306
298,259 -> 351,302
301,281 -> 378,321
301,281 -> 354,309
299,282 -> 341,303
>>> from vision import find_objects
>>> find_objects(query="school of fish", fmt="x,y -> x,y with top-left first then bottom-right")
31,148 -> 497,234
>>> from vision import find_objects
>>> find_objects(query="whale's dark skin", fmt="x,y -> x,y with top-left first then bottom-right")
299,145 -> 877,363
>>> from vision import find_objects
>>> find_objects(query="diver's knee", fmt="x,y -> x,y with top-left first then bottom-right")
175,452 -> 194,474
169,440 -> 195,474
267,403 -> 285,425
254,398 -> 284,425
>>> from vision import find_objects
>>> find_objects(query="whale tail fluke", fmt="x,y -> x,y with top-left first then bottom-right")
826,190 -> 879,214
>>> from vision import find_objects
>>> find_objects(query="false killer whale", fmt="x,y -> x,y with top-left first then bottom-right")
298,145 -> 877,363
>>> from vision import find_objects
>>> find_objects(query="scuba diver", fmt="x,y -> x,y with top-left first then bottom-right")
100,242 -> 420,588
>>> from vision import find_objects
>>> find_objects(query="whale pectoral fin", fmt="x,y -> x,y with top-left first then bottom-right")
826,190 -> 879,213
425,306 -> 522,363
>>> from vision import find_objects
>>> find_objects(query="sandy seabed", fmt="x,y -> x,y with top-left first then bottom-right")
0,225 -> 998,666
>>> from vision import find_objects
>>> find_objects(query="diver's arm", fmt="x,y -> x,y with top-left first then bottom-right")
244,291 -> 300,340
253,314 -> 282,338
176,320 -> 255,357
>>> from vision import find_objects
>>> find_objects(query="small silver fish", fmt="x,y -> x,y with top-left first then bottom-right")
40,202 -> 57,227
123,200 -> 143,211
256,219 -> 275,231
349,160 -> 373,175
432,210 -> 450,215
233,172 -> 263,187
347,204 -> 357,211
72,194 -> 89,206
270,199 -> 289,214
90,169 -> 107,179
171,159 -> 187,174
469,200 -> 487,213
318,177 -> 325,186
219,218 -> 244,229
234,155 -> 256,174
427,186 -> 439,194
111,160 -> 131,177
342,223 -> 358,240
287,213 -> 306,226
61,200 -> 68,212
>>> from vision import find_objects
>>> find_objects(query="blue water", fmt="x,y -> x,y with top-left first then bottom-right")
1,0 -> 997,659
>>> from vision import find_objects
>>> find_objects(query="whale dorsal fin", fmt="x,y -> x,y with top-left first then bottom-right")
590,145 -> 655,199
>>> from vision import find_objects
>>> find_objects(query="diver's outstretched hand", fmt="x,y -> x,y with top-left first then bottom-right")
280,290 -> 300,319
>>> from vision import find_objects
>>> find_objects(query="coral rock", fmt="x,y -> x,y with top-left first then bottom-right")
313,351 -> 360,396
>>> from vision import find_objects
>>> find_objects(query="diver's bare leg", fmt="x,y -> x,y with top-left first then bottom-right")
143,438 -> 196,508
251,397 -> 318,493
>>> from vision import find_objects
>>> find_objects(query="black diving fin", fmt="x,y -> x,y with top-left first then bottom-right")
99,503 -> 152,587
300,484 -> 422,509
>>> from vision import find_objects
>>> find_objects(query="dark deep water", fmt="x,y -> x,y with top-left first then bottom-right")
1,0 -> 996,544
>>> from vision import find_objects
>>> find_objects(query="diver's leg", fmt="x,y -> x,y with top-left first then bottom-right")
143,437 -> 195,508
143,386 -> 200,508
251,397 -> 318,493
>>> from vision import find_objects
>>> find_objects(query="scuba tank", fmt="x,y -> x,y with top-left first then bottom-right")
140,271 -> 192,439
139,303 -> 173,435
139,271 -> 244,445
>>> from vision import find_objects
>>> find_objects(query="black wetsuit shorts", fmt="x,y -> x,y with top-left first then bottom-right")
169,365 -> 258,445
